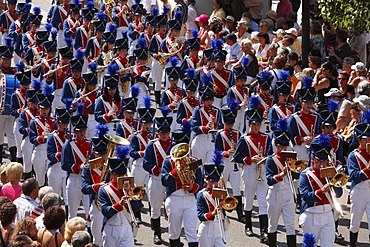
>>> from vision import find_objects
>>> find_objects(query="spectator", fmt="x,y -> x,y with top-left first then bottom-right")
348,62 -> 369,98
243,0 -> 264,22
0,202 -> 17,246
0,196 -> 10,207
0,164 -> 7,186
253,32 -> 270,62
328,30 -> 352,66
338,71 -> 351,95
209,0 -> 225,20
265,10 -> 277,26
9,235 -> 36,247
276,17 -> 285,30
276,0 -> 293,19
224,33 -> 242,68
224,15 -> 235,33
11,217 -> 38,241
310,20 -> 326,59
268,43 -> 280,58
312,61 -> 339,107
30,186 -> 54,220
308,55 -> 322,72
285,28 -> 301,55
0,162 -> 23,201
185,0 -> 198,32
13,178 -> 39,224
37,206 -> 65,247
195,14 -> 210,49
35,192 -> 62,230
232,38 -> 259,79
61,217 -> 86,247
287,52 -> 302,76
71,231 -> 91,247
342,57 -> 355,74
286,11 -> 300,33
349,30 -> 367,64
256,19 -> 274,42
281,35 -> 297,54
235,17 -> 252,41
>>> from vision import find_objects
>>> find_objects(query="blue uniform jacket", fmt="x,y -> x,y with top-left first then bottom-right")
347,148 -> 370,190
18,108 -> 34,139
143,139 -> 172,176
10,90 -> 25,119
196,187 -> 225,222
265,155 -> 299,186
287,110 -> 321,146
61,139 -> 92,175
29,117 -> 55,148
46,131 -> 66,169
8,21 -> 23,57
191,105 -> 223,137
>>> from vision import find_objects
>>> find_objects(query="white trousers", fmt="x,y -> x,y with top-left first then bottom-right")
191,134 -> 214,165
131,158 -> 149,187
52,89 -> 64,116
214,96 -> 227,109
164,190 -> 198,242
0,115 -> 15,147
198,221 -> 227,247
13,119 -> 23,158
87,114 -> 98,139
349,183 -> 370,233
103,224 -> 134,247
66,174 -> 90,220
89,201 -> 104,246
57,30 -> 66,48
267,186 -> 295,235
148,176 -> 165,219
223,158 -> 241,196
294,143 -> 308,161
151,59 -> 163,91
21,137 -> 33,173
31,144 -> 47,186
234,108 -> 246,133
47,162 -> 66,198
299,205 -> 335,247
242,163 -> 268,214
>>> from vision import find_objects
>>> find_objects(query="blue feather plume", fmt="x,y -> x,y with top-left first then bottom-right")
328,100 -> 339,113
211,39 -> 223,51
131,85 -> 140,98
51,29 -> 58,41
86,1 -> 94,10
121,30 -> 128,39
279,70 -> 290,82
73,0 -> 80,5
186,68 -> 195,79
43,84 -> 54,96
25,0 -> 31,4
151,7 -> 159,17
228,98 -> 240,112
16,61 -> 25,73
242,56 -> 250,68
32,80 -> 42,91
249,95 -> 260,109
75,49 -> 84,60
4,37 -> 12,48
116,146 -> 130,162
174,11 -> 182,21
108,23 -> 117,33
134,0 -> 141,4
201,73 -> 212,87
143,95 -> 152,109
181,119 -> 192,135
65,37 -> 73,48
169,57 -> 178,68
302,76 -> 313,89
212,150 -> 223,166
96,124 -> 109,140
96,12 -> 107,22
303,233 -> 316,247
277,118 -> 288,132
365,110 -> 370,125
318,134 -> 331,148
88,62 -> 98,74
107,63 -> 119,76
160,105 -> 170,118
76,102 -> 84,116
45,22 -> 53,33
63,98 -> 73,110
33,6 -> 40,15
259,71 -> 273,82
162,5 -> 170,15
136,37 -> 146,49
191,29 -> 198,39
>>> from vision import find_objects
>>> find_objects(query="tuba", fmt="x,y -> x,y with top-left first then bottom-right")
170,143 -> 195,186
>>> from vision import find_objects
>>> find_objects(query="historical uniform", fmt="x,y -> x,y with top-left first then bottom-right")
85,12 -> 106,62
233,96 -> 272,243
75,1 -> 96,53
63,0 -> 81,40
22,8 -> 42,56
0,0 -> 18,44
50,0 -> 70,47
114,35 -> 130,98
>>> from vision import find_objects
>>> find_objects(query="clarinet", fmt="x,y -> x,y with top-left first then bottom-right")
229,130 -> 238,172
264,94 -> 270,133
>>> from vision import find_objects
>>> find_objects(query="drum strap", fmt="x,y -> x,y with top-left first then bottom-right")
68,78 -> 77,93
16,91 -> 25,106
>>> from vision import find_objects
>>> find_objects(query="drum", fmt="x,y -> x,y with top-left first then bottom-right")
0,74 -> 19,115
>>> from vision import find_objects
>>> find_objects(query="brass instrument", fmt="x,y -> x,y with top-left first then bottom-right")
102,50 -> 115,66
81,151 -> 90,170
90,157 -> 106,210
158,43 -> 184,66
305,125 -> 315,150
256,143 -> 264,181
43,113 -> 50,140
208,106 -> 218,143
281,151 -> 299,203
111,99 -> 120,132
218,176 -> 238,211
104,0 -> 115,22
288,159 -> 308,173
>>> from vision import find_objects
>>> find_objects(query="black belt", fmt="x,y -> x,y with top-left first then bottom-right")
215,94 -> 226,99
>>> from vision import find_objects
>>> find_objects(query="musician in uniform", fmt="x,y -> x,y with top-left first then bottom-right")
299,134 -> 342,247
196,154 -> 226,247
214,106 -> 244,223
50,0 -> 70,47
161,131 -> 202,247
180,29 -> 201,74
207,39 -> 233,108
176,68 -> 200,124
61,102 -> 92,220
265,118 -> 297,247
81,124 -> 109,247
268,71 -> 294,131
116,91 -> 139,140
98,150 -> 135,247
148,9 -> 168,105
29,85 -> 55,187
75,1 -> 96,51
41,34 -> 58,75
112,0 -> 130,33
46,102 -> 72,197
347,112 -> 370,247
227,58 -> 250,132
161,57 -> 184,130
18,81 -> 41,179
94,63 -> 122,135
288,77 -> 321,161
85,12 -> 107,62
114,32 -> 130,98
143,109 -> 173,245
22,7 -> 42,56
0,37 -> 16,74
190,75 -> 222,167
63,0 -> 82,40
61,50 -> 85,102
0,0 -> 17,44
234,95 -> 272,243
130,0 -> 145,32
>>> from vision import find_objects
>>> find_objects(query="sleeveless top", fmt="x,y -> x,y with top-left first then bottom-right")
40,229 -> 60,247
316,76 -> 338,106
245,52 -> 259,78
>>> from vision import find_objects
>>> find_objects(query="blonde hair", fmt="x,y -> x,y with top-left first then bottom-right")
301,68 -> 315,79
64,217 -> 86,243
0,164 -> 7,184
240,39 -> 253,52
5,162 -> 23,182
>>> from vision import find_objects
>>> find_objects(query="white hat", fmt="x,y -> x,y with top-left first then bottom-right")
285,28 -> 298,37
324,88 -> 342,97
354,95 -> 370,111
351,62 -> 366,71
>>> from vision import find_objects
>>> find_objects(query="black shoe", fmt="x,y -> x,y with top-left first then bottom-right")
335,232 -> 345,243
268,232 -> 277,247
245,226 -> 254,237
153,234 -> 163,245
260,232 -> 269,244
238,215 -> 246,223
349,231 -> 358,247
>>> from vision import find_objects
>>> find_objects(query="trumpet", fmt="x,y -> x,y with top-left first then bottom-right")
157,43 -> 184,66
42,113 -> 51,140
89,157 -> 106,210
256,143 -> 264,181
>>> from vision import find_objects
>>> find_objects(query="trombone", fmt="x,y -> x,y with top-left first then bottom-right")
211,187 -> 228,245
256,143 -> 264,181
285,158 -> 308,203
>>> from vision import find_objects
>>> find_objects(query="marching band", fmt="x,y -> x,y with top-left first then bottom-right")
0,0 -> 368,246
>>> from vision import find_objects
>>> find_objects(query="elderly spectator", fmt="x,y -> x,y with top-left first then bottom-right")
0,202 -> 17,246
61,217 -> 86,247
276,0 -> 293,19
37,206 -> 65,247
0,162 -> 23,201
209,0 -> 225,20
11,217 -> 38,241
30,186 -> 54,220
224,15 -> 236,33
13,178 -> 39,224
232,39 -> 259,79
71,231 -> 91,247
35,193 -> 62,230
236,17 -> 252,41
342,57 -> 355,74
